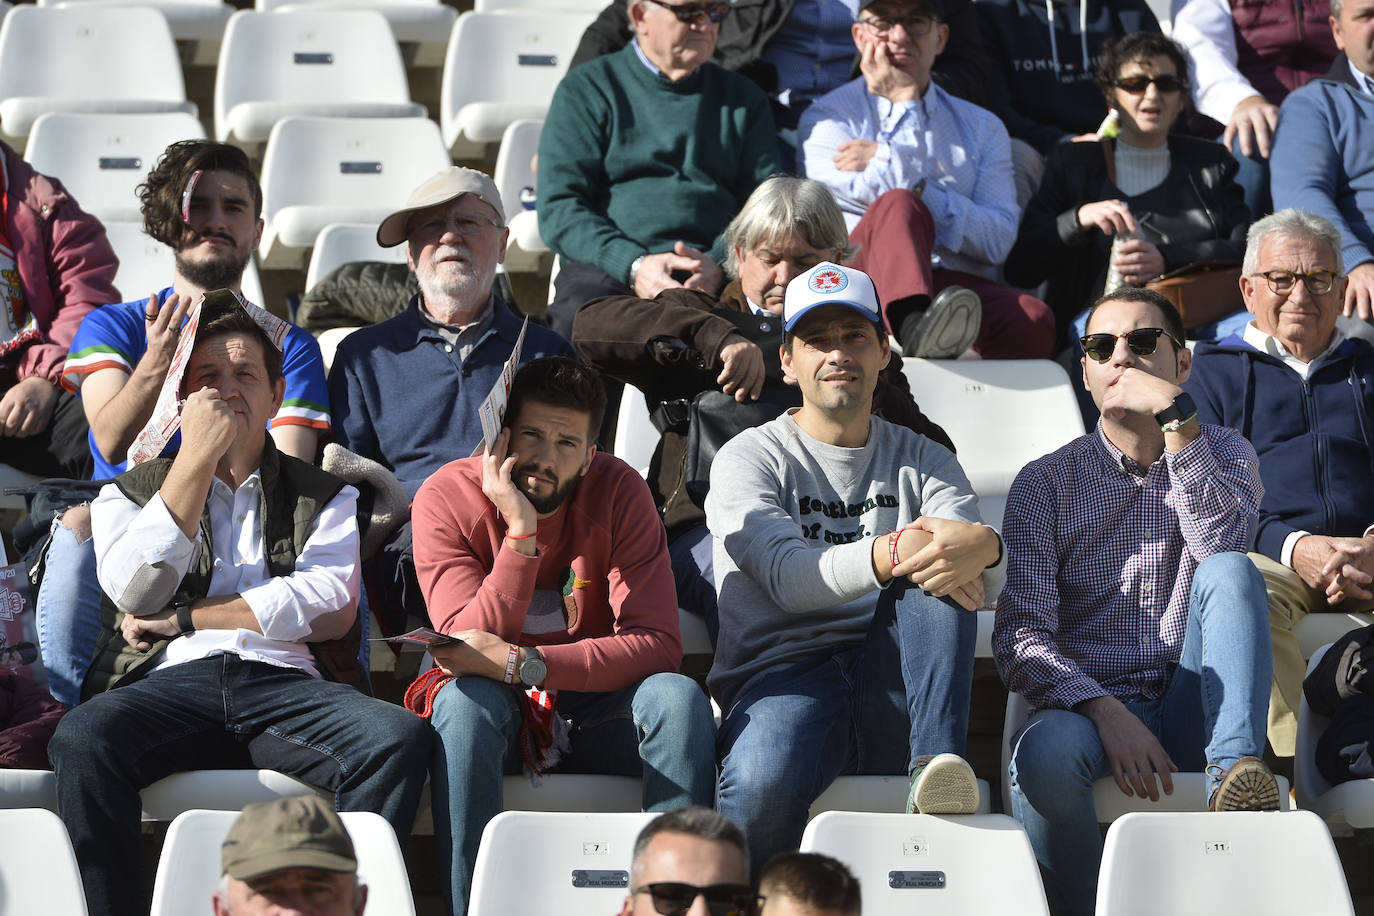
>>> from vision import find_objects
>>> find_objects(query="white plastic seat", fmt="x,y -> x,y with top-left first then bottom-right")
255,0 -> 457,66
899,358 -> 1084,529
37,0 -> 233,61
257,115 -> 451,268
0,808 -> 89,913
139,770 -> 325,823
1095,810 -> 1354,915
0,768 -> 58,811
468,811 -> 656,914
440,10 -> 590,157
150,808 -> 414,916
214,10 -> 427,150
1294,610 -> 1374,660
0,7 -> 197,148
491,118 -> 548,270
23,112 -> 206,223
103,221 -> 265,308
1001,692 -> 1291,817
800,811 -> 1049,916
304,222 -> 410,293
810,776 -> 993,819
1295,642 -> 1374,830
611,383 -> 657,478
475,0 -> 606,11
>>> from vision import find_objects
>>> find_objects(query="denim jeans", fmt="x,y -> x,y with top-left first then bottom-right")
48,655 -> 432,916
1008,552 -> 1272,916
35,517 -> 103,707
716,580 -> 977,880
429,671 -> 717,916
669,524 -> 718,646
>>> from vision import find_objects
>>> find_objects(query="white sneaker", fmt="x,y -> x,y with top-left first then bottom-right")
907,753 -> 979,814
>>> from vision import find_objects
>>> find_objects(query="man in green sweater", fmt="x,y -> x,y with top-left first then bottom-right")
537,0 -> 783,338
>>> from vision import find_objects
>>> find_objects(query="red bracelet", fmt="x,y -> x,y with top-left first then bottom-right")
889,529 -> 902,570
503,643 -> 519,685
506,531 -> 537,540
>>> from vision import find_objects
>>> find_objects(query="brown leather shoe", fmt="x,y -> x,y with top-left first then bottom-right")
1208,756 -> 1280,812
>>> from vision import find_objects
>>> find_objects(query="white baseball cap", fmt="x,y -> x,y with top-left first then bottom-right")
783,262 -> 883,332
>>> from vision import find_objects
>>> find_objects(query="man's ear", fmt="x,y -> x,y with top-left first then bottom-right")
933,21 -> 949,56
269,375 -> 286,418
1175,343 -> 1192,385
1238,272 -> 1259,315
780,340 -> 798,385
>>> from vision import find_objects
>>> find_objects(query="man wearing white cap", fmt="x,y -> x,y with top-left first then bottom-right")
327,167 -> 574,631
706,261 -> 1004,877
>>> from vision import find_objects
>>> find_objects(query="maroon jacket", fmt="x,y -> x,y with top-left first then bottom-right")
1231,0 -> 1338,105
0,673 -> 65,770
574,281 -> 955,537
1,141 -> 120,386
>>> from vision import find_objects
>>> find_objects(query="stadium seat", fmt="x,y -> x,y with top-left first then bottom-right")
23,112 -> 206,223
36,0 -> 233,63
1295,643 -> 1374,831
1294,611 -> 1374,660
468,811 -> 656,914
0,7 -> 197,149
440,10 -> 590,158
475,0 -> 605,11
611,384 -> 656,478
304,222 -> 409,293
0,769 -> 58,811
800,811 -> 1050,916
1001,692 -> 1291,818
810,776 -> 993,819
1095,810 -> 1354,915
257,116 -> 451,269
491,118 -> 549,272
0,808 -> 89,914
139,770 -> 325,823
102,221 -> 266,309
898,358 -> 1085,529
214,10 -> 427,152
254,0 -> 457,67
150,808 -> 414,915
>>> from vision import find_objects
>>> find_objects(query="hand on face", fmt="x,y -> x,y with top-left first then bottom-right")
482,427 -> 538,536
1096,366 -> 1182,422
179,387 -> 238,466
856,27 -> 921,102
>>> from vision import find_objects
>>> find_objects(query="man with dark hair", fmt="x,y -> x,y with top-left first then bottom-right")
409,356 -> 716,916
708,262 -> 1002,878
48,294 -> 430,916
995,286 -> 1275,916
44,140 -> 330,709
620,807 -> 753,916
757,852 -> 861,916
0,140 -> 119,480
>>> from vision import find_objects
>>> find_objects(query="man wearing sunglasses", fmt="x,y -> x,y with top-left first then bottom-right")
995,286 -> 1275,916
536,0 -> 781,340
620,807 -> 753,916
798,0 -> 1055,361
1185,208 -> 1374,765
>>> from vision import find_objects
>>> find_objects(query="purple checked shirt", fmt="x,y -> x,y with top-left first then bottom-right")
993,423 -> 1263,712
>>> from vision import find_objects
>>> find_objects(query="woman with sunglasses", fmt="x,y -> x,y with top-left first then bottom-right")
1004,31 -> 1251,352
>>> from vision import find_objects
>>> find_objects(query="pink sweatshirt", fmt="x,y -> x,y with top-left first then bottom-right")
412,451 -> 682,692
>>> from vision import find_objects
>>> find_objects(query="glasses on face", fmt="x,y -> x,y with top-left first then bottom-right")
1113,74 -> 1187,94
632,882 -> 759,916
415,213 -> 500,239
1079,327 -> 1182,363
644,0 -> 730,24
858,12 -> 936,36
1253,268 -> 1337,296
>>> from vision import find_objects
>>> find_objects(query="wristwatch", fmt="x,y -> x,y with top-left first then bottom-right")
1154,391 -> 1198,433
171,596 -> 195,635
519,646 -> 547,687
628,255 -> 646,289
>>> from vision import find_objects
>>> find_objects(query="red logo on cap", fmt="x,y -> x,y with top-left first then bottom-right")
809,268 -> 847,293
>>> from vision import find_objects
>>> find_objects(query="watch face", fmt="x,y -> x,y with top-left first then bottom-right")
521,657 -> 547,686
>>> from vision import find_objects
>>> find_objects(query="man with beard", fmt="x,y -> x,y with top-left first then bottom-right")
327,167 -> 573,634
42,141 -> 329,708
408,356 -> 716,916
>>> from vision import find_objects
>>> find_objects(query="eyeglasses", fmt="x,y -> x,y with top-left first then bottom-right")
1079,327 -> 1182,362
1113,74 -> 1187,94
413,213 -> 500,238
644,0 -> 730,23
857,12 -> 936,36
1253,268 -> 1337,296
632,882 -> 759,916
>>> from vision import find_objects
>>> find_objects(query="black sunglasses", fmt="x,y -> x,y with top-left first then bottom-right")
644,0 -> 730,23
1079,327 -> 1182,362
632,882 -> 759,916
1113,74 -> 1187,94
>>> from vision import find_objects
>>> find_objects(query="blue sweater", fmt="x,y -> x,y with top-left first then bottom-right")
1271,54 -> 1374,271
327,297 -> 574,499
1184,334 -> 1374,561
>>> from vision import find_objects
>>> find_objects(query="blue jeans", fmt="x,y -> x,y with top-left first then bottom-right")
1229,134 -> 1272,221
1008,552 -> 1271,916
716,581 -> 976,879
35,517 -> 103,708
669,524 -> 718,646
429,671 -> 717,916
48,655 -> 432,916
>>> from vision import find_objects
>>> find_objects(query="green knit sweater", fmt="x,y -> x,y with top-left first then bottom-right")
537,42 -> 781,284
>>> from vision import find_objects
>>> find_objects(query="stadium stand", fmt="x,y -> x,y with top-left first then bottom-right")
0,808 -> 89,914
254,0 -> 457,68
490,117 -> 549,273
800,811 -> 1050,916
0,6 -> 197,149
304,221 -> 409,294
36,0 -> 233,64
257,115 -> 451,268
100,220 -> 267,309
1296,644 -> 1374,833
213,9 -> 427,153
23,112 -> 207,224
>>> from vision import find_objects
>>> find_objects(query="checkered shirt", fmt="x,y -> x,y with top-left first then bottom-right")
993,423 -> 1263,711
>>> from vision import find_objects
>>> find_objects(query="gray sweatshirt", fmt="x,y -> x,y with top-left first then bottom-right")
706,411 -> 1006,711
